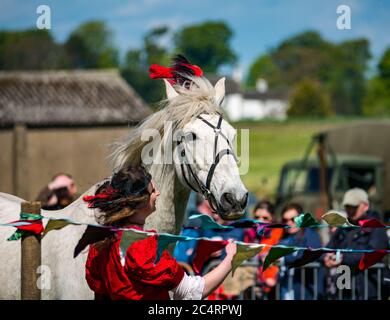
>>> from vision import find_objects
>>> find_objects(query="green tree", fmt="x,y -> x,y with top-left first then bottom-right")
363,47 -> 390,116
246,54 -> 279,88
378,47 -> 390,87
327,39 -> 370,115
247,31 -> 370,116
120,26 -> 170,105
0,29 -> 67,70
174,21 -> 236,73
288,79 -> 332,117
65,21 -> 118,68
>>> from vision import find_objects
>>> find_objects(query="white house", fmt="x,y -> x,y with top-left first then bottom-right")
209,76 -> 289,122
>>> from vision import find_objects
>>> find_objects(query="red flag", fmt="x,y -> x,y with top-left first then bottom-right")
13,220 -> 43,234
359,250 -> 387,270
192,239 -> 228,274
359,219 -> 385,228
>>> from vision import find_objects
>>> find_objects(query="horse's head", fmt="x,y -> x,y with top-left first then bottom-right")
165,76 -> 248,220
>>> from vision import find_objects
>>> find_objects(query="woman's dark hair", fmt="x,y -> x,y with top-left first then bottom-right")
281,202 -> 303,216
84,165 -> 152,227
253,200 -> 275,215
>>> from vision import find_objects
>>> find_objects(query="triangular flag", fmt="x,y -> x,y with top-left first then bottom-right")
229,218 -> 257,229
322,210 -> 354,227
43,218 -> 80,237
7,220 -> 44,241
231,242 -> 264,276
267,223 -> 288,229
359,219 -> 385,228
155,233 -> 188,264
359,250 -> 387,270
263,246 -> 297,271
120,228 -> 151,253
186,214 -> 233,230
289,249 -> 327,268
74,225 -> 115,258
294,213 -> 319,228
192,239 -> 228,274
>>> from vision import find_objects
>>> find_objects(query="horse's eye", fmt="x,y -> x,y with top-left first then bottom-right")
187,133 -> 196,141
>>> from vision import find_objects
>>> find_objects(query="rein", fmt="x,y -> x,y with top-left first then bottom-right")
176,114 -> 238,214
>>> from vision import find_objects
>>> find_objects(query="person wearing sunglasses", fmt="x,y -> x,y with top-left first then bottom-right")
244,200 -> 283,299
277,202 -> 323,300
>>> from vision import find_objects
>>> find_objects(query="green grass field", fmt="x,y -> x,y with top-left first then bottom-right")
233,118 -> 365,199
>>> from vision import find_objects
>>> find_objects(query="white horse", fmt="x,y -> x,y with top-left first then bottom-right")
0,75 -> 248,299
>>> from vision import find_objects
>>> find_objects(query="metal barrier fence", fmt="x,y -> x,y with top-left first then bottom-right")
203,259 -> 389,300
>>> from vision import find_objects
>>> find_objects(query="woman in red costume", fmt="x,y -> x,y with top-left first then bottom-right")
83,165 -> 237,300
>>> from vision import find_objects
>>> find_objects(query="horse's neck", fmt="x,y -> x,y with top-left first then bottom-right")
145,163 -> 190,234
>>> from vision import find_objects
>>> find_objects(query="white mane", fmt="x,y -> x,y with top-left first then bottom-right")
109,76 -> 222,170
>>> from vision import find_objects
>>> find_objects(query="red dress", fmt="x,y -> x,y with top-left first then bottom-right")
85,230 -> 184,300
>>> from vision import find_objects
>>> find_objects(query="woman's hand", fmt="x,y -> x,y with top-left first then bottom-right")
225,240 -> 237,257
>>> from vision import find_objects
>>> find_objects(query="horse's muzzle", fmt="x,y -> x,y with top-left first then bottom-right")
219,210 -> 245,221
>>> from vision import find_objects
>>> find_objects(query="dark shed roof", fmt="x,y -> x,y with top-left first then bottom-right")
0,70 -> 152,127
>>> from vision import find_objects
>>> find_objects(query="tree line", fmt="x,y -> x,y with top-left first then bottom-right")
0,20 -> 389,116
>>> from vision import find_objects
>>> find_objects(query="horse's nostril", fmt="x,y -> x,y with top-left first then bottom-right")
240,192 -> 248,209
221,192 -> 235,205
220,192 -> 236,211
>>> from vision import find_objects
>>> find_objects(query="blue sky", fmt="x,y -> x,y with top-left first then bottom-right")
0,0 -> 389,75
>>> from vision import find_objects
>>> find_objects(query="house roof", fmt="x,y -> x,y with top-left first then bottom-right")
207,74 -> 288,100
0,70 -> 152,127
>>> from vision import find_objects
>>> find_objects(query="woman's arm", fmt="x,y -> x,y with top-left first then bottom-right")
170,241 -> 237,300
202,241 -> 237,299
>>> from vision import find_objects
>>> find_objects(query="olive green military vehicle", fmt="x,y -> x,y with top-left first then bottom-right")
275,121 -> 390,220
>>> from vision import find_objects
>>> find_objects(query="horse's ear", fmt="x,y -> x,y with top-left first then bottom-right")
164,79 -> 179,99
214,77 -> 225,105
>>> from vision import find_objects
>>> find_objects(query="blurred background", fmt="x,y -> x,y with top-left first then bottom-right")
1,0 -> 390,300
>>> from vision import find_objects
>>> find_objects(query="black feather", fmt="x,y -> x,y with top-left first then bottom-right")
171,54 -> 196,87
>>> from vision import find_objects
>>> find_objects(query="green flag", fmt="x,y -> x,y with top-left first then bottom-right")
263,246 -> 297,271
231,242 -> 264,276
119,229 -> 151,252
156,233 -> 189,264
322,210 -> 354,227
43,219 -> 79,237
187,214 -> 233,230
294,213 -> 319,228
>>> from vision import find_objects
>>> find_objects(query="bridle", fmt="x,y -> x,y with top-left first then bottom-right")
176,114 -> 238,214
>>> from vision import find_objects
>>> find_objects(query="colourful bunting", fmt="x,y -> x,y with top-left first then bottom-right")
74,225 -> 115,258
43,218 -> 80,237
231,242 -> 264,276
2,213 -> 390,272
263,246 -> 297,271
120,228 -> 151,253
359,219 -> 385,228
229,218 -> 257,229
155,233 -> 189,264
359,250 -> 387,270
289,249 -> 327,268
322,210 -> 354,227
7,212 -> 44,241
186,214 -> 233,230
294,213 -> 319,228
192,239 -> 228,274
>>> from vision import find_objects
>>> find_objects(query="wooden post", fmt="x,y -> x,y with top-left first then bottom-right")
21,201 -> 41,300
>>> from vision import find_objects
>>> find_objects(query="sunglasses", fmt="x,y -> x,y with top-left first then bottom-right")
256,215 -> 271,221
282,217 -> 296,223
